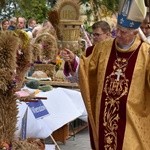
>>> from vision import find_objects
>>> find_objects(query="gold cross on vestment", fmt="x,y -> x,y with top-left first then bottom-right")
115,69 -> 123,81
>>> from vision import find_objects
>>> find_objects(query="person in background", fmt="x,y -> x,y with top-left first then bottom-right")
26,18 -> 37,32
61,0 -> 150,149
17,17 -> 33,39
8,17 -> 17,30
140,11 -> 150,42
17,17 -> 26,29
64,21 -> 112,76
86,21 -> 112,57
1,19 -> 9,31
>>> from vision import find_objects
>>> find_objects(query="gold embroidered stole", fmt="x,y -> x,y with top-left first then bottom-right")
99,40 -> 142,150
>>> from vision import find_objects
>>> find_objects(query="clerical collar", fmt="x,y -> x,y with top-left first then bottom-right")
117,39 -> 135,51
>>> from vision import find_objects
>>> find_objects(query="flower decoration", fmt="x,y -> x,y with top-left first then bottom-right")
55,55 -> 63,71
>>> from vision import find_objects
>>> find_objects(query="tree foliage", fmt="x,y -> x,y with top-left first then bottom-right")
0,0 -> 57,23
0,0 -> 119,23
15,0 -> 49,23
0,0 -> 6,8
79,0 -> 119,21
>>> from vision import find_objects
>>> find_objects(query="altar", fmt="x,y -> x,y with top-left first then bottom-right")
15,87 -> 87,139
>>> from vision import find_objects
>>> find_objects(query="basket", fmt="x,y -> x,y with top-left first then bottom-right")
59,20 -> 82,41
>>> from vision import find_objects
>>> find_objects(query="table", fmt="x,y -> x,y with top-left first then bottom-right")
15,87 -> 87,140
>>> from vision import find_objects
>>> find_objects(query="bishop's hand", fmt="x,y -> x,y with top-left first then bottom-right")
60,48 -> 75,64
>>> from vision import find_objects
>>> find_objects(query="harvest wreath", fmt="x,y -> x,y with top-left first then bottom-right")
0,30 -> 45,149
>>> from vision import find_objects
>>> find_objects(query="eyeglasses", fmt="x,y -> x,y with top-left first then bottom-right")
92,33 -> 105,37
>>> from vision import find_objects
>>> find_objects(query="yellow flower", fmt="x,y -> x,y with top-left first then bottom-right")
56,55 -> 63,65
55,55 -> 63,71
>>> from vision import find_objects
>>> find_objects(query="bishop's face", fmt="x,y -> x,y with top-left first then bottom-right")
115,26 -> 138,48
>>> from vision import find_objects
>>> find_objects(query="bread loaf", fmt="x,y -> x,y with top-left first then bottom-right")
32,71 -> 48,78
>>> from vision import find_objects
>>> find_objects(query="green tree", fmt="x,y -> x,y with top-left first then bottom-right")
1,0 -> 119,23
15,0 -> 49,23
0,0 -> 57,23
0,0 -> 6,8
79,0 -> 119,21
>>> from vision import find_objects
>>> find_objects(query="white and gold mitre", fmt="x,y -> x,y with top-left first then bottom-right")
117,0 -> 147,29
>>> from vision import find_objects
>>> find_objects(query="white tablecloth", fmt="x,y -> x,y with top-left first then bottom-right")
15,87 -> 87,139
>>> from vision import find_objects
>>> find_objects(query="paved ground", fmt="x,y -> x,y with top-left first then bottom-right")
45,127 -> 91,150
58,127 -> 91,150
